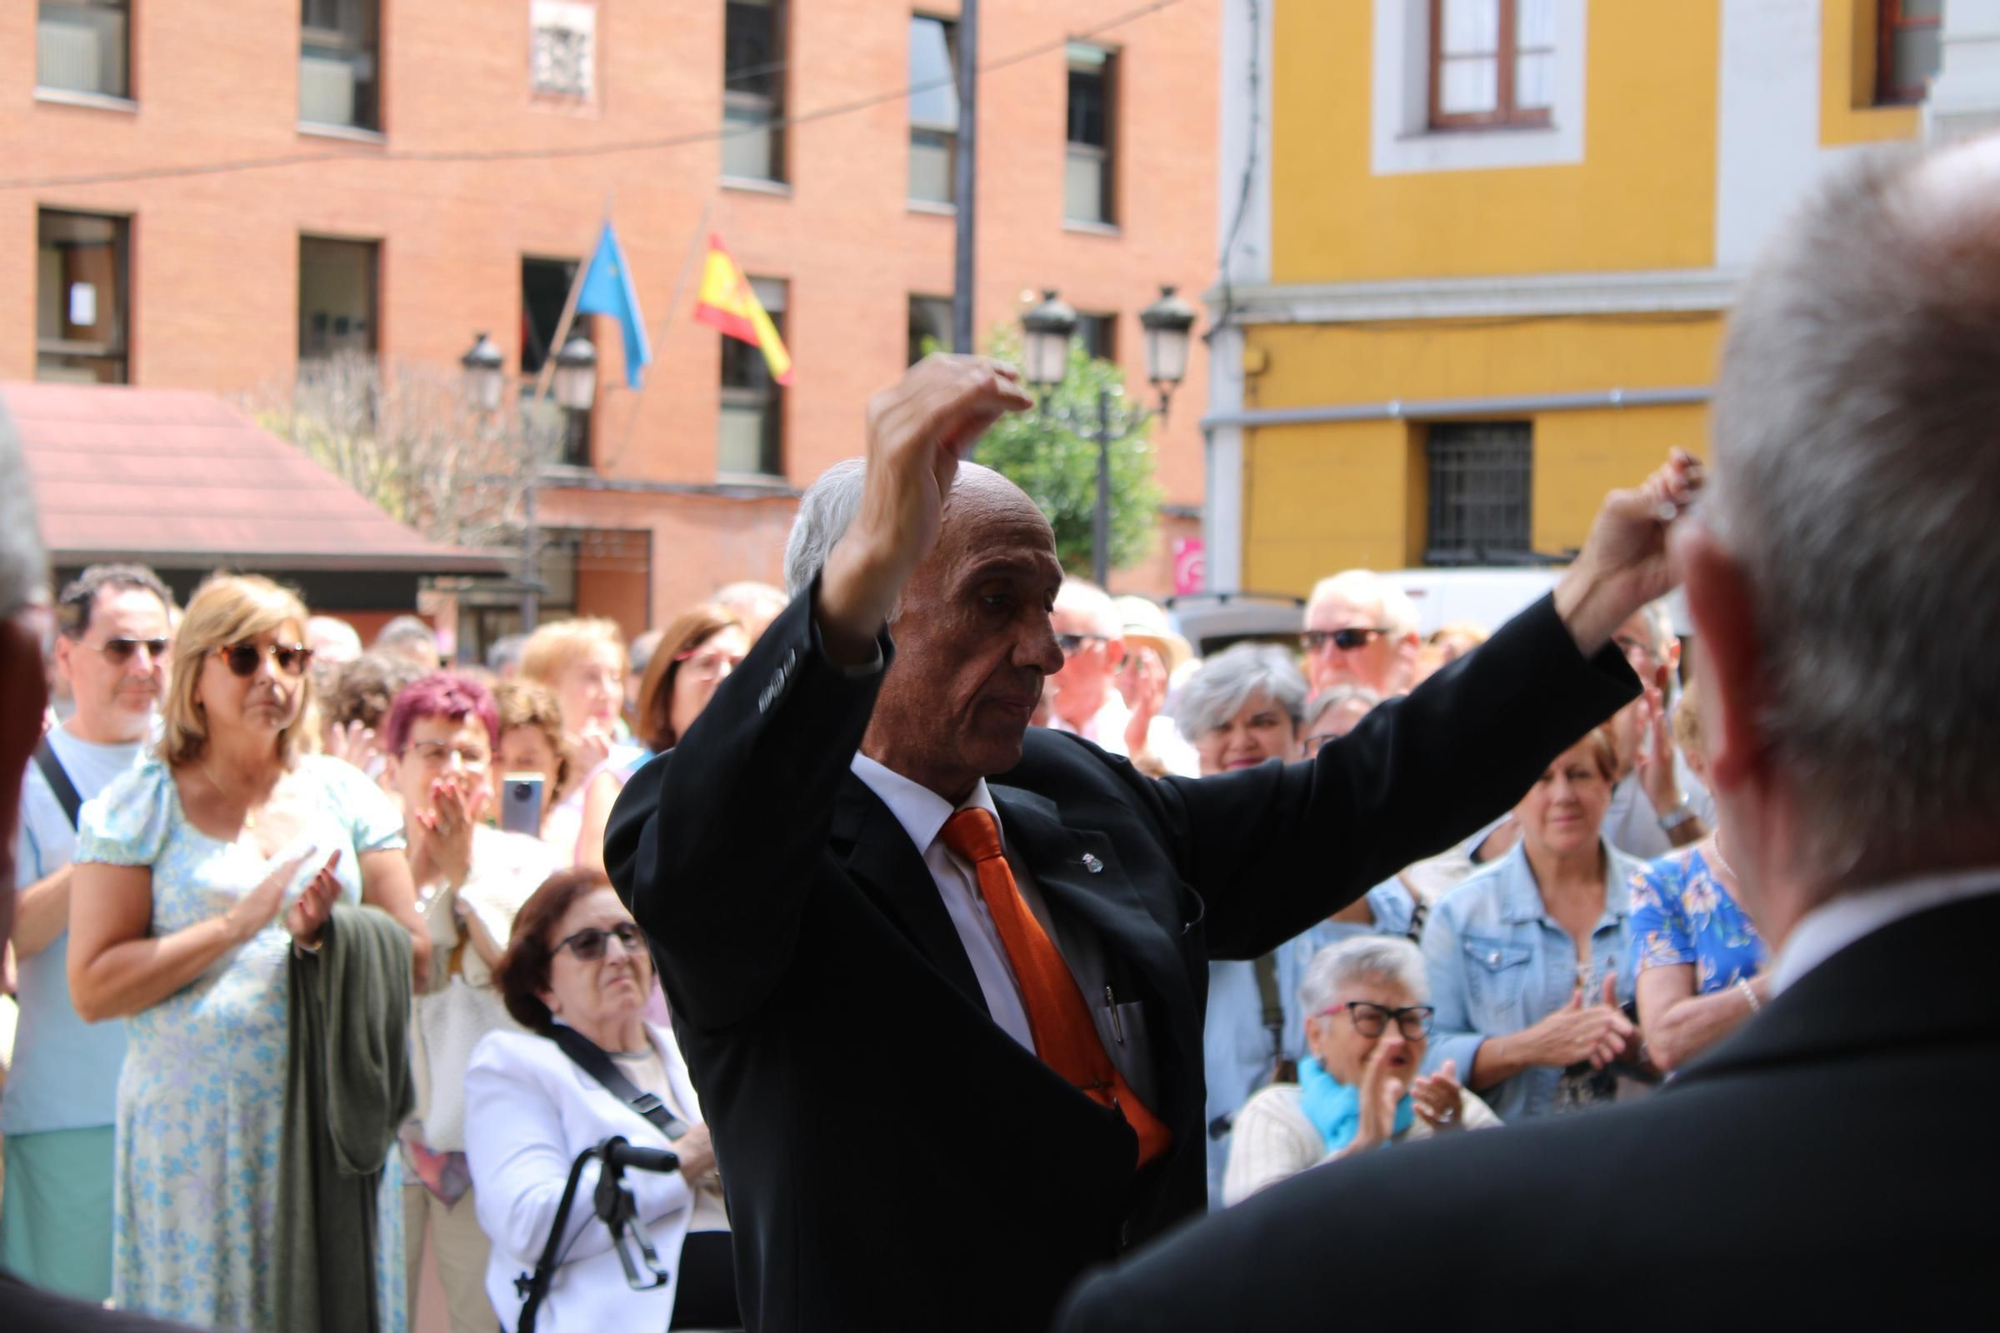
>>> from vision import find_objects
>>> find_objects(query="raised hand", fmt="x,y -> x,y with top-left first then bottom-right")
412,778 -> 478,891
283,850 -> 344,948
1554,449 -> 1705,656
325,720 -> 380,774
818,356 -> 1034,658
1349,1041 -> 1408,1153
1635,662 -> 1682,815
224,851 -> 312,943
570,723 -> 614,778
1411,1057 -> 1466,1132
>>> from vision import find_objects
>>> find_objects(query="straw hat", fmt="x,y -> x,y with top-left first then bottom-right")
1113,594 -> 1195,675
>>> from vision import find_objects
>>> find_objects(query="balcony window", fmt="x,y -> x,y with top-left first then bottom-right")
37,0 -> 129,100
300,0 -> 380,131
37,210 -> 129,384
719,277 -> 787,477
724,0 -> 787,181
1876,0 -> 1941,106
908,16 -> 960,206
299,236 -> 379,360
1428,0 -> 1553,131
522,256 -> 593,467
1065,44 -> 1115,225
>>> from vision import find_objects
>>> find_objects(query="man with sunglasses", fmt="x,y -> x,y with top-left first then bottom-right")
2,563 -> 173,1301
1300,570 -> 1422,698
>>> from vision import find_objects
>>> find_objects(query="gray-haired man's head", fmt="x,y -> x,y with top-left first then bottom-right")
783,458 -> 1063,801
1691,137 -> 2000,928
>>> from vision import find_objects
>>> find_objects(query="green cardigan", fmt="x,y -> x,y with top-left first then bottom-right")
278,903 -> 415,1333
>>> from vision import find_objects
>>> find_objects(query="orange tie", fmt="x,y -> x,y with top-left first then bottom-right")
940,808 -> 1173,1171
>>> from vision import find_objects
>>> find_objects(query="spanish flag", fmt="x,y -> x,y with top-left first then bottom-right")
693,235 -> 793,385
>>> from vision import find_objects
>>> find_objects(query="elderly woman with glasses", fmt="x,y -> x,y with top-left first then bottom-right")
65,573 -> 429,1331
467,870 -> 735,1333
1223,937 -> 1497,1205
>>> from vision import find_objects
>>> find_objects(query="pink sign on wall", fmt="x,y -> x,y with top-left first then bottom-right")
1171,537 -> 1206,596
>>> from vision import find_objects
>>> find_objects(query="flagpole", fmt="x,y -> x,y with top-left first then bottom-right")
532,192 -> 616,403
601,196 -> 718,472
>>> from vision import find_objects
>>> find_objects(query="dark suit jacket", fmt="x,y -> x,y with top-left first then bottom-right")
1054,890 -> 2000,1332
605,588 -> 1634,1332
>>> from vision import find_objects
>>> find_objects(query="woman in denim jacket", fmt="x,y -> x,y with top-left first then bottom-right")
1421,728 -> 1647,1121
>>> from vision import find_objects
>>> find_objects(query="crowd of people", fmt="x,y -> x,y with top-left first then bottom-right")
0,532 -> 1763,1333
5,134 -> 1995,1333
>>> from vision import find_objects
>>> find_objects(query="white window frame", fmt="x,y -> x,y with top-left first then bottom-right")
1370,0 -> 1586,177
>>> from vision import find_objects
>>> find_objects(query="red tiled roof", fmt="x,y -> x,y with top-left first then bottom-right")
3,382 -> 509,575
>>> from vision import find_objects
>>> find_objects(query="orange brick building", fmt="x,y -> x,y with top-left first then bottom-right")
2,0 -> 1217,651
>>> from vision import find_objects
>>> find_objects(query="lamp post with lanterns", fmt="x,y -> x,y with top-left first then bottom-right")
1018,285 -> 1197,587
460,328 -> 599,632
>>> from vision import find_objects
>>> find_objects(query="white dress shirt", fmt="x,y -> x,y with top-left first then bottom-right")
850,753 -> 1040,1051
1769,868 -> 2000,995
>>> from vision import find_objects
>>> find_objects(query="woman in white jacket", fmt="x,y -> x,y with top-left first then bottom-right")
466,869 -> 737,1332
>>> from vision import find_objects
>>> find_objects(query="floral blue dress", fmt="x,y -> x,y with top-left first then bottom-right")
76,755 -> 408,1332
1629,845 -> 1766,992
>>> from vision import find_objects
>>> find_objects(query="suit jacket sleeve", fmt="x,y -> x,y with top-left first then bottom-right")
1158,594 -> 1636,960
604,581 -> 889,1030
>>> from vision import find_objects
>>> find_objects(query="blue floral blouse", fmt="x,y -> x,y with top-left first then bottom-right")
1628,845 -> 1765,993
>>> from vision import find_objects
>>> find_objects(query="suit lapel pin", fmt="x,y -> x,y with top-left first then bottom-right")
1081,853 -> 1103,874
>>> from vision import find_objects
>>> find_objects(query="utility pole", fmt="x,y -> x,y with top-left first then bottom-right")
951,0 -> 978,353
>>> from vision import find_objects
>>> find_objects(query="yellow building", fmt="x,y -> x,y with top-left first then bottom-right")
1198,0 -> 1988,599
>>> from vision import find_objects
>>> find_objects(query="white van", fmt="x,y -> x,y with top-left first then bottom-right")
1380,568 -> 1562,637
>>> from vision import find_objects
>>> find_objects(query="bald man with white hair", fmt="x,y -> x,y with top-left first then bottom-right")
1058,135 -> 2000,1330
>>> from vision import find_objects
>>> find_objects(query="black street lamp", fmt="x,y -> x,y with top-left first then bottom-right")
551,334 -> 599,412
1020,285 -> 1199,587
460,331 -> 506,413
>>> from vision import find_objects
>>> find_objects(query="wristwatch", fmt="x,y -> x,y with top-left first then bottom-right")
1657,797 -> 1698,833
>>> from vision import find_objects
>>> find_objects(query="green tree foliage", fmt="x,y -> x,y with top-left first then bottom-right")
971,329 -> 1163,575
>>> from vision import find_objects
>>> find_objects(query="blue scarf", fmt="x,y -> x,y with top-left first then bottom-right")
1298,1056 -> 1414,1153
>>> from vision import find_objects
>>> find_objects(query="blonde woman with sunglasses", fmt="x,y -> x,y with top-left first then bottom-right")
66,573 -> 429,1332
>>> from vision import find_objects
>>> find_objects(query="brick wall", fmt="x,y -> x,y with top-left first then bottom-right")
2,0 -> 1218,632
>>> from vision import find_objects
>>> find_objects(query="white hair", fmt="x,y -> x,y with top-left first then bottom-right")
0,405 -> 48,621
784,460 -> 869,602
1709,143 -> 2000,884
1172,642 -> 1308,743
1053,579 -> 1120,638
1304,684 -> 1382,730
1297,936 -> 1428,1020
1306,569 -> 1419,638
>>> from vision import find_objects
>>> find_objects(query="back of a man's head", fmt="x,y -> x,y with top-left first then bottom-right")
1710,138 -> 2000,884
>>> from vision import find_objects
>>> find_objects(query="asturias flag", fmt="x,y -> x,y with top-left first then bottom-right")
575,221 -> 652,389
693,234 -> 793,385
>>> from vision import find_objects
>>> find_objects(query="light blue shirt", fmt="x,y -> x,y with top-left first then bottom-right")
3,728 -> 142,1136
1420,839 -> 1643,1122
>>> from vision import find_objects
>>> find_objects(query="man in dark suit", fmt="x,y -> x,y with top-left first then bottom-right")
1054,139 -> 2000,1331
607,356 -> 1694,1331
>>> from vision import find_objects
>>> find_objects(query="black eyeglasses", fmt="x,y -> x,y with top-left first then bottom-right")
216,641 -> 313,679
79,636 -> 170,666
1056,633 -> 1109,655
1301,628 -> 1391,654
554,922 -> 646,961
1319,1001 -> 1435,1040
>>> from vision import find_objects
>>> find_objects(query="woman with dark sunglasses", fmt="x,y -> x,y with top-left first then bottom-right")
65,573 -> 430,1331
468,870 -> 737,1332
1222,937 -> 1498,1205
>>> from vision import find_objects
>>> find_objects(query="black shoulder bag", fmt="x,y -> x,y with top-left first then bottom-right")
32,736 -> 84,830
512,1027 -> 686,1333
